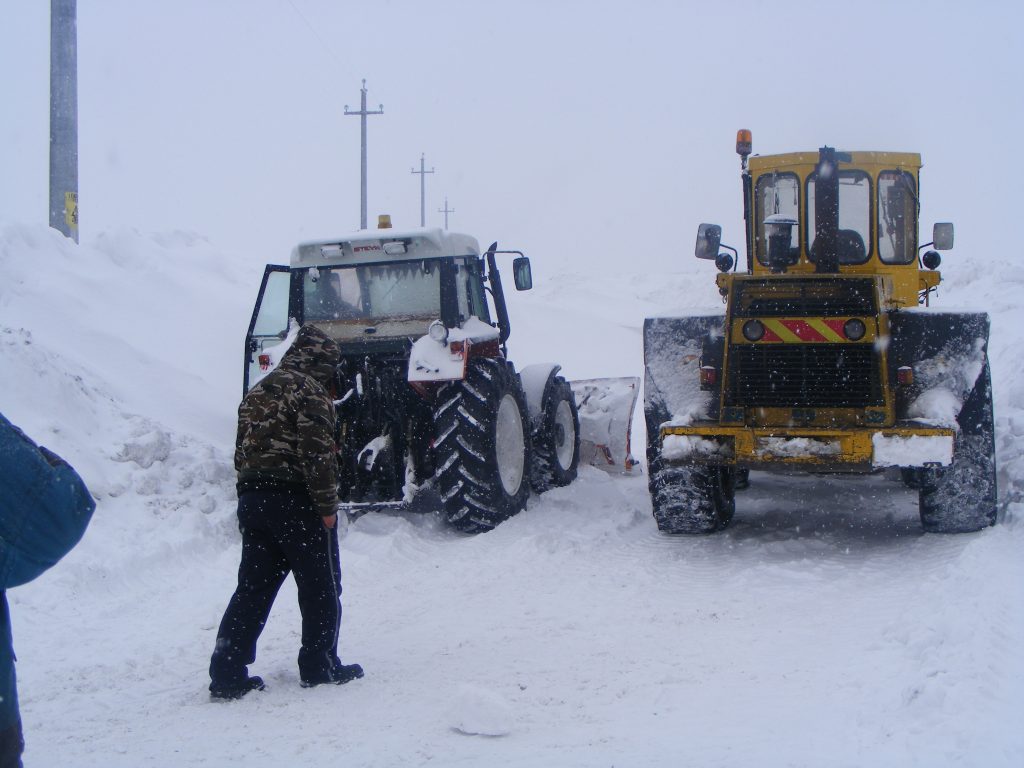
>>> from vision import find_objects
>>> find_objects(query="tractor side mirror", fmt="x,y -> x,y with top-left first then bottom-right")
932,222 -> 954,250
696,223 -> 722,260
512,256 -> 533,291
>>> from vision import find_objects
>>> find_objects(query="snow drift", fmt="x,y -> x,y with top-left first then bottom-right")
1,221 -> 1021,767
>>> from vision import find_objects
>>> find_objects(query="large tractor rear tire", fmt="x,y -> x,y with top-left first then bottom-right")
918,362 -> 997,533
648,457 -> 735,534
434,359 -> 531,533
530,376 -> 580,493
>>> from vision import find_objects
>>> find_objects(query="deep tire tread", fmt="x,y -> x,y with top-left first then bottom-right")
434,359 -> 531,533
917,362 -> 998,534
530,376 -> 582,493
647,456 -> 735,534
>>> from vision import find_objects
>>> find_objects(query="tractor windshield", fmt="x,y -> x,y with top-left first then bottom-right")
303,260 -> 442,340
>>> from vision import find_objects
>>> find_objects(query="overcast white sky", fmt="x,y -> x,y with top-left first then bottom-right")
1,0 -> 1021,273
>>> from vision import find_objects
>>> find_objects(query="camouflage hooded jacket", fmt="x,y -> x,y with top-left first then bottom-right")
234,325 -> 341,518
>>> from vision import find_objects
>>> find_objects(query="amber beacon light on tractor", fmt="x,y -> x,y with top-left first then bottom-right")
642,130 -> 997,535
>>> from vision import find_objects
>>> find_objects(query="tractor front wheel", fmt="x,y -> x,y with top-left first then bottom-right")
531,376 -> 580,493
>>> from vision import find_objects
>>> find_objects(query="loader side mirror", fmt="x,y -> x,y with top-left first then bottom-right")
512,256 -> 533,291
932,222 -> 954,250
696,223 -> 722,260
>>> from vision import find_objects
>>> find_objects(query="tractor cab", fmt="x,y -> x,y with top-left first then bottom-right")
238,219 -> 633,533
244,223 -> 532,393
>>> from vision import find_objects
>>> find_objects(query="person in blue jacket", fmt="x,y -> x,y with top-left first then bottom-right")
0,412 -> 94,768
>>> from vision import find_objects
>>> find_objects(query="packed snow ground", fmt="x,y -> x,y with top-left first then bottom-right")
1,222 -> 1022,767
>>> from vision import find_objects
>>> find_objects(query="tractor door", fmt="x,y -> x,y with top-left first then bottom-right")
243,265 -> 292,394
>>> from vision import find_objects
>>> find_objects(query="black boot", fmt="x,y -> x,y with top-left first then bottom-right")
301,662 -> 364,688
210,675 -> 266,700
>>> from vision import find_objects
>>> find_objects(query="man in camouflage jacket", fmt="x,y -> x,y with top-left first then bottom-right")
209,324 -> 363,698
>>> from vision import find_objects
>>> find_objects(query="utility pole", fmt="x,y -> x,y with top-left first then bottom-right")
344,80 -> 383,229
49,0 -> 78,243
438,196 -> 454,229
411,154 -> 434,227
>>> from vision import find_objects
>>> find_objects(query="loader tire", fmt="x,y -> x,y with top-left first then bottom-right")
918,361 -> 997,533
899,468 -> 924,490
918,433 -> 997,532
530,376 -> 580,493
434,359 -> 531,533
648,457 -> 735,534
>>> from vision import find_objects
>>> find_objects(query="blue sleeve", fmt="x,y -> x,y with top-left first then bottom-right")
0,413 -> 95,589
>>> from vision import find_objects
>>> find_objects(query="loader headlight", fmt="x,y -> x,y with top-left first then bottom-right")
428,320 -> 449,345
742,319 -> 765,342
844,318 -> 866,341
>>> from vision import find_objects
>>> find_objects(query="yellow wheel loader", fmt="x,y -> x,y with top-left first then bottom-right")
644,131 -> 996,534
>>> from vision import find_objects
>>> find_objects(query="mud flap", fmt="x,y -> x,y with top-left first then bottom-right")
890,311 -> 997,531
888,311 -> 990,428
570,377 -> 640,473
642,315 -> 725,460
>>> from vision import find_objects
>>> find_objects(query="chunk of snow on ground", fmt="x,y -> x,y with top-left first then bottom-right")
447,684 -> 513,737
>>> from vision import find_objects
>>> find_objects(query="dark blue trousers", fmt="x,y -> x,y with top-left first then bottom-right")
210,490 -> 342,685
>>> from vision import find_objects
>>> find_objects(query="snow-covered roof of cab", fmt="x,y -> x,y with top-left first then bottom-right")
290,227 -> 481,267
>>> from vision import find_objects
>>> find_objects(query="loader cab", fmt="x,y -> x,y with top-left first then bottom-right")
697,135 -> 954,310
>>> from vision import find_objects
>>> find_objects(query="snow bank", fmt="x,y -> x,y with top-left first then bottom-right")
1,221 -> 1022,767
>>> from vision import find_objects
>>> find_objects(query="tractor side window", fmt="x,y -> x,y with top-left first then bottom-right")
878,171 -> 917,264
806,170 -> 872,265
754,173 -> 800,266
455,258 -> 492,325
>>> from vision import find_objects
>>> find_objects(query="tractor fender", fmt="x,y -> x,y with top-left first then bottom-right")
518,363 -> 562,429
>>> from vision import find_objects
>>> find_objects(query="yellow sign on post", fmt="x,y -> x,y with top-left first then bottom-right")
64,191 -> 78,232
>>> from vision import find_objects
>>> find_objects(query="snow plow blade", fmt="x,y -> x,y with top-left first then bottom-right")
570,377 -> 640,473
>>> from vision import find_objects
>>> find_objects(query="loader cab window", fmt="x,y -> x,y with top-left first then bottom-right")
754,173 -> 800,267
806,170 -> 872,265
454,257 -> 492,326
878,171 -> 918,264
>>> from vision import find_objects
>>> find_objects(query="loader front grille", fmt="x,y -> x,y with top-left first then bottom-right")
733,278 -> 876,317
726,344 -> 882,408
